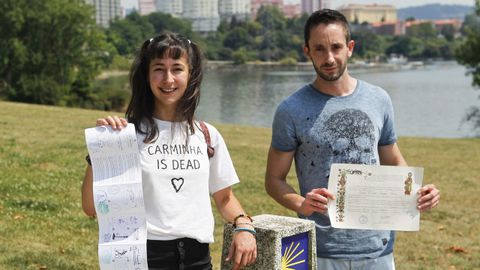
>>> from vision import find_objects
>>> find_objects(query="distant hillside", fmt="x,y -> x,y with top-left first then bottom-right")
398,4 -> 474,20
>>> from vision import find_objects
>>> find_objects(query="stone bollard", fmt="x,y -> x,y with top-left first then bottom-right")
221,214 -> 316,270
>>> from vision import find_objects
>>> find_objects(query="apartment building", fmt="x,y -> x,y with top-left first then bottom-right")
156,0 -> 183,17
183,0 -> 220,32
219,0 -> 251,21
251,0 -> 284,18
338,3 -> 397,24
85,0 -> 122,27
301,0 -> 331,14
283,3 -> 301,18
139,0 -> 157,15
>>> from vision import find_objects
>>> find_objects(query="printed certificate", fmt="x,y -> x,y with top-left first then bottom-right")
327,164 -> 423,231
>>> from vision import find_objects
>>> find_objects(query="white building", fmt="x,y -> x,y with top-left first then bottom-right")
301,0 -> 331,14
183,0 -> 220,33
139,0 -> 157,15
156,0 -> 183,17
85,0 -> 122,27
219,0 -> 251,21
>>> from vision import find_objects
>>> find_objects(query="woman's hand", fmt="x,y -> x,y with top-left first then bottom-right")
96,115 -> 128,130
226,230 -> 257,270
212,187 -> 257,269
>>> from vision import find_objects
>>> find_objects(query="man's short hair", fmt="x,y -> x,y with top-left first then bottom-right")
304,9 -> 351,47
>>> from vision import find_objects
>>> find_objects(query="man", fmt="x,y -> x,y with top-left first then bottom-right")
265,9 -> 440,270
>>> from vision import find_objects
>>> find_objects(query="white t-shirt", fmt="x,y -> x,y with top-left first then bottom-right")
138,119 -> 239,243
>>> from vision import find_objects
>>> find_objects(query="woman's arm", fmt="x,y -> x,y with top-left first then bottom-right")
213,187 -> 257,270
81,165 -> 96,217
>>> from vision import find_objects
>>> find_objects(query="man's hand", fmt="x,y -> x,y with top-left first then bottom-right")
299,188 -> 336,216
417,184 -> 440,211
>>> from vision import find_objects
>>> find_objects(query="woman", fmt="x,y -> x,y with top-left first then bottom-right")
82,32 -> 256,270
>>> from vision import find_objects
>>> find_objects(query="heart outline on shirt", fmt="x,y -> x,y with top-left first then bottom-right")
171,178 -> 184,193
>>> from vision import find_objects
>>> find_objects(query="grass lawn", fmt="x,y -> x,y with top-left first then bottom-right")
0,100 -> 478,269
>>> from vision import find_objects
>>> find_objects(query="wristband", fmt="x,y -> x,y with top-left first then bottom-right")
233,227 -> 256,236
86,154 -> 91,166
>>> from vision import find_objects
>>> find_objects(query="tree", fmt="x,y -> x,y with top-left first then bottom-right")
440,24 -> 455,41
232,48 -> 250,64
0,0 -> 115,106
351,30 -> 388,61
218,19 -> 230,34
255,6 -> 286,31
244,21 -> 262,36
406,22 -> 437,39
386,36 -> 424,59
461,12 -> 480,35
148,12 -> 192,38
456,0 -> 480,132
255,6 -> 287,61
107,12 -> 154,56
223,27 -> 251,50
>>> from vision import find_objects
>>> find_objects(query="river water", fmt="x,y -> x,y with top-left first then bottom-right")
196,61 -> 479,138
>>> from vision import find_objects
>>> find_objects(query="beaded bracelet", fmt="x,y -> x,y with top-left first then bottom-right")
233,227 -> 256,236
233,214 -> 253,228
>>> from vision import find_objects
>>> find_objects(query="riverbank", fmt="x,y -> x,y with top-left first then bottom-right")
0,100 -> 478,269
97,59 -> 431,78
197,59 -> 426,72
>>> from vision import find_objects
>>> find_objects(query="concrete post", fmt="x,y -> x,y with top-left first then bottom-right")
221,214 -> 316,270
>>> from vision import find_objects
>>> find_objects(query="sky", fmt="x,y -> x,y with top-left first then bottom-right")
121,0 -> 475,10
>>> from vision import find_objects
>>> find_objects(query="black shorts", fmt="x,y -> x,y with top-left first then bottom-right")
147,238 -> 212,270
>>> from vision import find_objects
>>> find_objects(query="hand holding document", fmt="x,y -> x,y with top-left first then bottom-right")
327,164 -> 423,231
85,124 -> 148,270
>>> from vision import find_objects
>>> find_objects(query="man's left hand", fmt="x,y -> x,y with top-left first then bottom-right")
417,184 -> 440,211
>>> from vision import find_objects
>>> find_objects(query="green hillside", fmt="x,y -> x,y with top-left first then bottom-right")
0,101 -> 478,269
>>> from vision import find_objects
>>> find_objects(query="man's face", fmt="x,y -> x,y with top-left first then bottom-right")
304,23 -> 354,82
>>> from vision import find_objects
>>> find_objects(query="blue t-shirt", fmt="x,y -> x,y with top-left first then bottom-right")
271,80 -> 397,259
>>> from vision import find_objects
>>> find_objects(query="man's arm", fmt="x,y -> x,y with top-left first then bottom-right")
265,147 -> 334,216
378,143 -> 407,166
379,143 -> 440,211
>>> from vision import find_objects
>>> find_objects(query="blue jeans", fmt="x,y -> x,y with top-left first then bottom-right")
317,253 -> 395,270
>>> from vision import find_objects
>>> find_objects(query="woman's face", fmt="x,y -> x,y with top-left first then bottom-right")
148,56 -> 190,118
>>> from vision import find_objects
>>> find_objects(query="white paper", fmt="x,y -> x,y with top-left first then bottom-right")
327,164 -> 423,231
85,124 -> 148,270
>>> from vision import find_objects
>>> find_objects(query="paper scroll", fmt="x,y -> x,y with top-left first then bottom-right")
85,124 -> 148,270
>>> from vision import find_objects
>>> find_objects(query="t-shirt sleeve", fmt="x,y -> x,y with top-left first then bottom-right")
271,101 -> 298,152
205,123 -> 240,194
379,93 -> 397,146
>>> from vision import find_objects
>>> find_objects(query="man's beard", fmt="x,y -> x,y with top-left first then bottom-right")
312,61 -> 347,81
